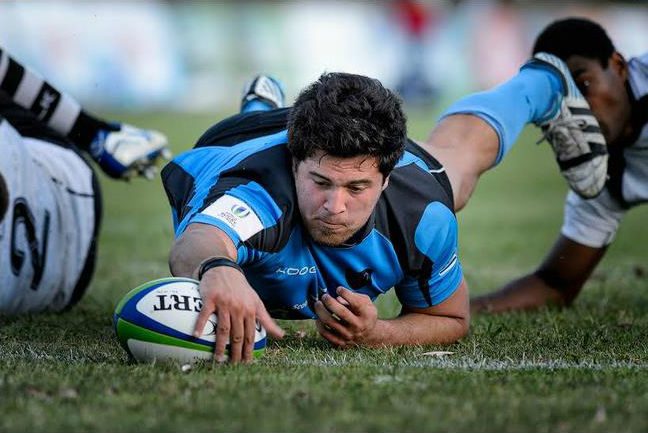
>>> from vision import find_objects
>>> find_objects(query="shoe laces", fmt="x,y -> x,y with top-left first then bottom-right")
536,118 -> 588,147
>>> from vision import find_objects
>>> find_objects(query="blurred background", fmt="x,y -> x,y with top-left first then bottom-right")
1,1 -> 647,114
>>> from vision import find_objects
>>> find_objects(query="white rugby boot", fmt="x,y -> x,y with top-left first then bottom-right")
525,52 -> 608,198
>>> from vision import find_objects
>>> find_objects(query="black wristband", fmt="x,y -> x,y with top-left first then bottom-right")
197,257 -> 243,280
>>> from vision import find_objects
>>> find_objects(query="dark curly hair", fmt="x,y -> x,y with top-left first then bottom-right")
287,72 -> 407,178
533,17 -> 616,68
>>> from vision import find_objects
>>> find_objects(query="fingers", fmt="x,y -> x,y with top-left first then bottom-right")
213,310 -> 231,362
335,287 -> 366,314
196,268 -> 279,363
193,300 -> 214,338
228,313 -> 245,363
242,317 -> 256,362
320,292 -> 357,324
316,320 -> 348,348
256,303 -> 285,339
314,299 -> 353,340
337,295 -> 351,307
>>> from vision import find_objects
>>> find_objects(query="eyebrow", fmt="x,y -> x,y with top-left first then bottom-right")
308,171 -> 373,186
571,67 -> 587,78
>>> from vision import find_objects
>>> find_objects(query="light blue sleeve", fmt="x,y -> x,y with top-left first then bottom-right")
395,202 -> 463,308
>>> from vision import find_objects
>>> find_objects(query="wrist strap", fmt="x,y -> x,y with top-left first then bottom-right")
197,257 -> 243,280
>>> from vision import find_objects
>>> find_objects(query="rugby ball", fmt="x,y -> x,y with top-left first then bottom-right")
113,277 -> 266,363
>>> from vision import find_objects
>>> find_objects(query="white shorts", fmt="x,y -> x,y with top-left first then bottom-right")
0,119 -> 99,313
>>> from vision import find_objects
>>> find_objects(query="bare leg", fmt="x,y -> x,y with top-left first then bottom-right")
419,114 -> 500,212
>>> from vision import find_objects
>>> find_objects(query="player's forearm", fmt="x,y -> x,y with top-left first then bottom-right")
169,223 -> 238,278
366,313 -> 469,347
471,273 -> 566,314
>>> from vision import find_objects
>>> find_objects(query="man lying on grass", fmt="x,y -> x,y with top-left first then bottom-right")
472,18 -> 648,313
163,73 -> 469,362
163,52 -> 604,362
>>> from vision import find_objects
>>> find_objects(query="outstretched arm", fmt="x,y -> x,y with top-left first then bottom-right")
315,279 -> 470,347
169,223 -> 284,362
471,234 -> 607,313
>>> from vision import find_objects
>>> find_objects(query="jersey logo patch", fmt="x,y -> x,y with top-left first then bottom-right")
201,195 -> 263,241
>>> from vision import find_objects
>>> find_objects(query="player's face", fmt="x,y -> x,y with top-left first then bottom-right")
566,53 -> 632,147
293,152 -> 388,246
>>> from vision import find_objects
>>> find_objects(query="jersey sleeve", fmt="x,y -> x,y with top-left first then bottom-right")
561,189 -> 626,248
395,202 -> 463,309
180,178 -> 283,264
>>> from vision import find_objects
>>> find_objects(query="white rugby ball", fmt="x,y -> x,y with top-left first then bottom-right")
113,277 -> 266,363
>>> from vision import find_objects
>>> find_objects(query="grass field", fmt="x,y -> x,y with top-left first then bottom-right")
2,110 -> 647,432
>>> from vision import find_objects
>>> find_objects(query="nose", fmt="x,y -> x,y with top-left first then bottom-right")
323,188 -> 346,214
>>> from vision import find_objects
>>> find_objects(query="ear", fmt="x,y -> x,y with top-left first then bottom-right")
609,51 -> 628,82
381,175 -> 390,191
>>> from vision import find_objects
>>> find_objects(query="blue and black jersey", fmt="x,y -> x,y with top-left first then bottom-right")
162,108 -> 462,319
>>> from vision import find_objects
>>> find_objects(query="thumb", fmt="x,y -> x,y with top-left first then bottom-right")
256,302 -> 285,339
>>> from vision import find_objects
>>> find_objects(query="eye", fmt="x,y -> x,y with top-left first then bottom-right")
313,180 -> 329,187
576,79 -> 591,95
348,185 -> 365,194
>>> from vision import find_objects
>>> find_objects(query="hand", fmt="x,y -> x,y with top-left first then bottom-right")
90,123 -> 172,180
193,266 -> 284,363
314,286 -> 378,348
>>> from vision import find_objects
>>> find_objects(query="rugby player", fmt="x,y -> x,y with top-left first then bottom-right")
472,18 -> 648,312
163,46 -> 604,361
0,47 -> 169,313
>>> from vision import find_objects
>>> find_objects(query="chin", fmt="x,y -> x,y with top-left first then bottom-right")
309,228 -> 352,246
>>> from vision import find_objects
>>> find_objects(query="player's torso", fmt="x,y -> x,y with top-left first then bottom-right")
164,109 -> 456,318
613,54 -> 648,207
0,120 -> 96,313
617,123 -> 648,205
243,224 -> 405,319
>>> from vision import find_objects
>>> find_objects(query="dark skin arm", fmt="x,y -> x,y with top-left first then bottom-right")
471,234 -> 607,313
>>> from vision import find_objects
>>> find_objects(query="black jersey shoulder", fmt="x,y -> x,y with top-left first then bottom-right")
167,107 -> 456,281
166,108 -> 299,252
195,108 -> 291,148
211,142 -> 299,253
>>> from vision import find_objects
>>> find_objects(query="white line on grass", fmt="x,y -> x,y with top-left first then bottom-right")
273,357 -> 648,371
3,350 -> 647,371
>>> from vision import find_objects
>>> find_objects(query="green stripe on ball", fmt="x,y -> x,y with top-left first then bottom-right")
116,318 -> 265,359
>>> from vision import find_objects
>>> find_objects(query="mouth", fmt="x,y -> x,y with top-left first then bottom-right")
313,219 -> 349,234
316,218 -> 345,228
